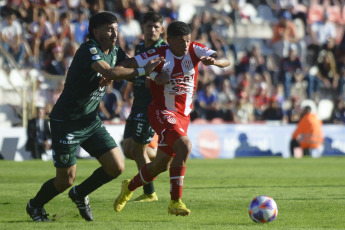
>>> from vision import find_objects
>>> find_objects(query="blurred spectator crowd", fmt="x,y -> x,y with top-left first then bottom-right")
1,0 -> 345,126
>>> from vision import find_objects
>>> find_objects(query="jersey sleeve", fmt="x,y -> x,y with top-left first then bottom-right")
85,43 -> 104,65
134,48 -> 161,67
192,42 -> 216,59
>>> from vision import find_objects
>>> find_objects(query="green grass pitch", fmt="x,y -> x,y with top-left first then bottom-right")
0,157 -> 344,229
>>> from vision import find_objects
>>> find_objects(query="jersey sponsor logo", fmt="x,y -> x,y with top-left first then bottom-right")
59,134 -> 80,144
92,55 -> 101,60
66,134 -> 74,140
89,47 -> 97,54
172,72 -> 183,78
137,113 -> 143,118
59,154 -> 70,164
169,74 -> 195,95
161,110 -> 174,115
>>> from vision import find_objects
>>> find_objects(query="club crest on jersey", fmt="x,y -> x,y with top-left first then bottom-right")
89,47 -> 97,54
182,60 -> 192,69
167,115 -> 176,124
92,55 -> 101,60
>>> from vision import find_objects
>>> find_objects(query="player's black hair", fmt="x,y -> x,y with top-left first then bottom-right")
143,11 -> 164,24
167,21 -> 191,37
88,12 -> 118,39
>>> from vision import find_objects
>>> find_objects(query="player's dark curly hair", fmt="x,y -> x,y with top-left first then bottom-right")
167,21 -> 191,37
88,12 -> 118,39
143,11 -> 164,24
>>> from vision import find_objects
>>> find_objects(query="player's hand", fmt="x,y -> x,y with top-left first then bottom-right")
99,77 -> 113,88
144,57 -> 165,75
200,56 -> 216,66
154,71 -> 170,85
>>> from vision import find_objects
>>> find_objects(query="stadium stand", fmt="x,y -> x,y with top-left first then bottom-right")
0,0 -> 344,128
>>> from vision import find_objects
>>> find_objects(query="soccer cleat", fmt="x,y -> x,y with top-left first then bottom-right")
68,187 -> 94,221
113,179 -> 133,212
133,192 -> 158,202
168,199 -> 191,216
26,201 -> 50,222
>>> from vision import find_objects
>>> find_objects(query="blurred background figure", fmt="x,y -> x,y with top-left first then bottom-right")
0,9 -> 26,68
25,106 -> 52,159
270,10 -> 298,60
290,105 -> 324,158
279,43 -> 303,99
118,8 -> 142,49
98,84 -> 123,122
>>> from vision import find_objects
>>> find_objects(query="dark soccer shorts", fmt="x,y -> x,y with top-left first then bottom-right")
50,117 -> 117,168
123,107 -> 155,145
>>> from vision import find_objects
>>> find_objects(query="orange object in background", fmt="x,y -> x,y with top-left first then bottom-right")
148,133 -> 158,149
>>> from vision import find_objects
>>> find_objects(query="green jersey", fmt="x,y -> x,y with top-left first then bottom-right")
50,39 -> 126,121
132,38 -> 166,108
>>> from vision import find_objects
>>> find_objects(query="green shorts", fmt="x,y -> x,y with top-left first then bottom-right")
50,117 -> 117,168
123,107 -> 155,144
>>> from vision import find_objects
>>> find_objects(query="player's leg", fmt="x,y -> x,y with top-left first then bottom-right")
167,136 -> 192,216
26,119 -> 80,222
146,146 -> 157,161
121,137 -> 134,160
114,149 -> 172,212
69,121 -> 121,220
131,140 -> 158,202
170,135 -> 192,200
127,113 -> 158,202
26,165 -> 76,222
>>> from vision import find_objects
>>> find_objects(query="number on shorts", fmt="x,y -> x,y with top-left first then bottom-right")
136,123 -> 143,135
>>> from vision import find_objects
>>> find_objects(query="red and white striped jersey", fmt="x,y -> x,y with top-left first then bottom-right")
134,42 -> 215,116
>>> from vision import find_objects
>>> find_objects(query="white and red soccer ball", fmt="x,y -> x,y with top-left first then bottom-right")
248,195 -> 278,223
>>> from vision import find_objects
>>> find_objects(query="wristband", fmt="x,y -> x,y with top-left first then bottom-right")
149,72 -> 158,81
137,68 -> 145,76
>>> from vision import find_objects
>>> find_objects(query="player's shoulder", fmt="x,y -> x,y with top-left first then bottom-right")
191,41 -> 207,48
143,44 -> 169,57
78,40 -> 101,55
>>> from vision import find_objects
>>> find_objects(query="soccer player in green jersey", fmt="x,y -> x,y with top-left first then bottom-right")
121,11 -> 166,203
26,12 -> 164,222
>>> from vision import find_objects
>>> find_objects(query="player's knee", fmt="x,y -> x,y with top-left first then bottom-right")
55,176 -> 75,192
175,138 -> 192,156
107,162 -> 125,178
151,162 -> 169,174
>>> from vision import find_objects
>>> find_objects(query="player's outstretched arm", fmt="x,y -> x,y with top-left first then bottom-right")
93,57 -> 165,82
151,71 -> 170,85
200,52 -> 231,68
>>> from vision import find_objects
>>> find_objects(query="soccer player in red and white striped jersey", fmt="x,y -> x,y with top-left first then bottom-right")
114,21 -> 230,216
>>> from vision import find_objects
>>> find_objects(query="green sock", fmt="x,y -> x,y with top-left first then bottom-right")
30,178 -> 60,208
143,182 -> 155,195
75,167 -> 114,197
